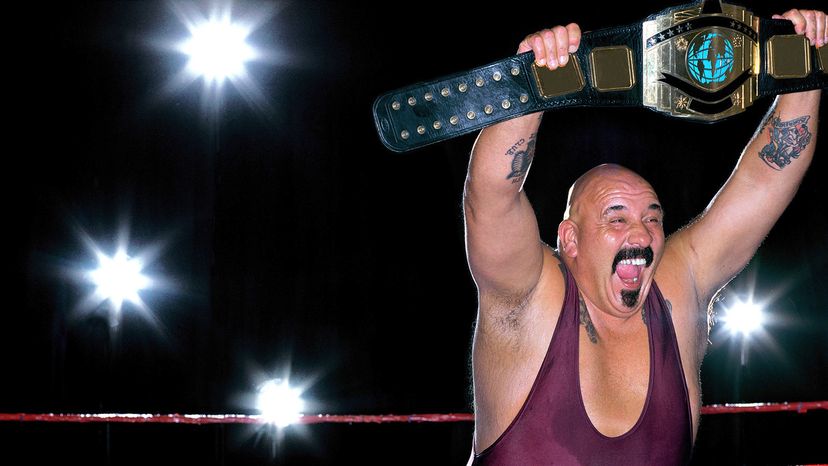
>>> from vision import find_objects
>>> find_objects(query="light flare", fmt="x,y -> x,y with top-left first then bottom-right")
180,18 -> 256,83
257,379 -> 305,428
722,299 -> 765,337
88,248 -> 151,313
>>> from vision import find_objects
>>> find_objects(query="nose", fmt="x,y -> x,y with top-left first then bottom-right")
627,220 -> 653,248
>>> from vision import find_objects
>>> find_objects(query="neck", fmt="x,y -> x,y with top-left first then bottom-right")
578,293 -> 647,344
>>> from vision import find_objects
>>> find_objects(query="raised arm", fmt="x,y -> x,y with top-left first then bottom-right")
464,24 -> 581,303
668,10 -> 824,304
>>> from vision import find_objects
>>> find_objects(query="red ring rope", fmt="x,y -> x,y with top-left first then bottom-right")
0,401 -> 824,425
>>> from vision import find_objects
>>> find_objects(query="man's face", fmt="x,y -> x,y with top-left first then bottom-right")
568,170 -> 665,317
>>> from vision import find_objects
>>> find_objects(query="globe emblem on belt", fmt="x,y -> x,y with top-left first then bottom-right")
686,31 -> 734,86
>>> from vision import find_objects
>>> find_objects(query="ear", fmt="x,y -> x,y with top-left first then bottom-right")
558,220 -> 579,258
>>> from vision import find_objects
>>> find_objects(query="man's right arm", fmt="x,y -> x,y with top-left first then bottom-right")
464,24 -> 581,307
464,114 -> 544,303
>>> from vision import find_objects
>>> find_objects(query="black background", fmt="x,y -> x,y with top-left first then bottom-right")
4,1 -> 826,464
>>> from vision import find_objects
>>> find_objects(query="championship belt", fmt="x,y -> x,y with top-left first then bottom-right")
373,0 -> 827,152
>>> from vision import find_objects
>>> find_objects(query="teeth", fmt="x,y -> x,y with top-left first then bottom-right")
619,258 -> 647,266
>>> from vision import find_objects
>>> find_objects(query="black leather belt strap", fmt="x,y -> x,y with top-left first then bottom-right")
373,22 -> 642,153
373,52 -> 542,153
373,0 -> 827,153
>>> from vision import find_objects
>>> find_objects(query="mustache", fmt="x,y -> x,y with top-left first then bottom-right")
611,247 -> 654,274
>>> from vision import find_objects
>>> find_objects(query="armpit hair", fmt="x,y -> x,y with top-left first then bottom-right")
479,287 -> 534,332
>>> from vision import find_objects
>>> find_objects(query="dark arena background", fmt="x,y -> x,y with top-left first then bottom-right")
5,1 -> 827,464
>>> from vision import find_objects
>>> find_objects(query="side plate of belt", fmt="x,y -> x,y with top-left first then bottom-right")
373,0 -> 827,152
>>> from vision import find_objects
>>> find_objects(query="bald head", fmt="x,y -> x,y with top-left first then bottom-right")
563,164 -> 655,221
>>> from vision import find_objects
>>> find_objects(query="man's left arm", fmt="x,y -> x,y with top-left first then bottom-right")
668,9 -> 825,304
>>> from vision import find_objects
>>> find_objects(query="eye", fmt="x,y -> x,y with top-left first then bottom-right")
610,218 -> 626,224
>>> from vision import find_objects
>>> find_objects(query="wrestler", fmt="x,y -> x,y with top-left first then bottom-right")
464,8 -> 825,464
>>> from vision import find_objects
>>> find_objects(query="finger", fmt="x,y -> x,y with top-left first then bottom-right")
552,25 -> 570,66
822,13 -> 828,46
566,23 -> 582,53
802,10 -> 817,45
814,11 -> 825,46
783,9 -> 808,35
517,35 -> 533,54
521,33 -> 546,66
541,29 -> 559,69
822,11 -> 828,45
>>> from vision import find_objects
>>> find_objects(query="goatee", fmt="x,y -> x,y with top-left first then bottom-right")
621,289 -> 640,308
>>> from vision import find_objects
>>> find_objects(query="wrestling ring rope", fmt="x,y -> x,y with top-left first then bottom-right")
1,400 -> 825,425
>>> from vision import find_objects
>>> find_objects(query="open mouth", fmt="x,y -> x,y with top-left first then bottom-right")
611,247 -> 654,286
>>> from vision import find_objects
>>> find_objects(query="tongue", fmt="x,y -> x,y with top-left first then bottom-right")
616,264 -> 641,280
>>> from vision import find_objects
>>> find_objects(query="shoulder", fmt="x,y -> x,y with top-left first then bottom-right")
518,244 -> 566,316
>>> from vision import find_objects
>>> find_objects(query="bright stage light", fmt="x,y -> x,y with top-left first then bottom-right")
181,18 -> 255,83
257,379 -> 304,427
161,1 -> 278,116
88,248 -> 151,312
722,299 -> 765,337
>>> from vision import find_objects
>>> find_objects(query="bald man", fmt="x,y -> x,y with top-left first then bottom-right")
464,9 -> 825,465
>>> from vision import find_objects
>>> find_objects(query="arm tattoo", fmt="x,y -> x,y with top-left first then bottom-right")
505,132 -> 537,183
758,114 -> 812,170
